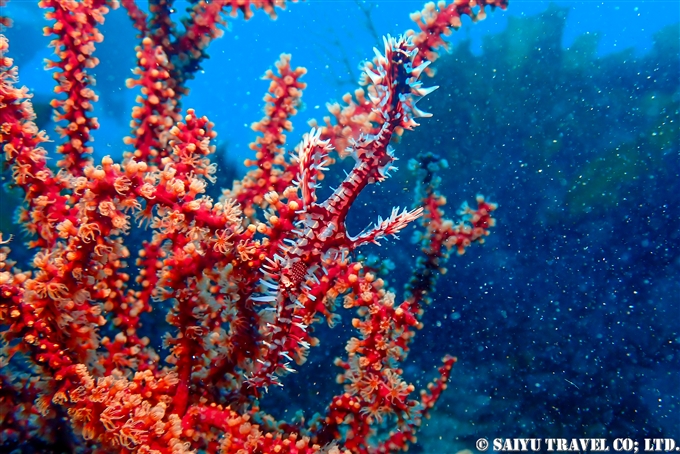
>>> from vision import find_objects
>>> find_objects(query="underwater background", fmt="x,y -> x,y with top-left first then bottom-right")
1,1 -> 679,452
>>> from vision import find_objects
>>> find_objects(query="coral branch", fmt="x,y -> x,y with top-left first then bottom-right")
407,0 -> 509,73
41,0 -> 116,176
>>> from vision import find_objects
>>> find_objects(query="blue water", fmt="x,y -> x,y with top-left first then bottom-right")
2,1 -> 679,452
5,1 -> 678,166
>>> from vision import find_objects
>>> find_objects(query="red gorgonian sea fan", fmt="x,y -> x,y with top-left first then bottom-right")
0,1 -> 504,452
